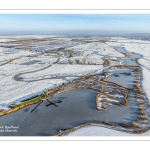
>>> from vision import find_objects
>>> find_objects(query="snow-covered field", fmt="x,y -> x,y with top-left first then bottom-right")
67,42 -> 124,58
138,57 -> 150,69
138,58 -> 150,103
1,35 -> 150,136
1,36 -> 150,108
141,67 -> 150,104
0,36 -> 108,109
65,125 -> 150,136
66,125 -> 132,136
106,38 -> 150,57
20,64 -> 103,80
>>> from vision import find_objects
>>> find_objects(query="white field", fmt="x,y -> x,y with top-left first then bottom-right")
138,58 -> 150,102
0,62 -> 102,109
65,125 -> 150,136
67,42 -> 124,58
1,35 -> 150,136
66,125 -> 132,136
20,64 -> 103,80
1,36 -> 150,108
0,36 -> 126,109
106,38 -> 150,57
141,66 -> 150,104
62,54 -> 104,65
138,57 -> 150,69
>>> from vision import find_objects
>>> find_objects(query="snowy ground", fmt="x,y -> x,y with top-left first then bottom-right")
0,36 -> 108,109
65,125 -> 150,136
106,38 -> 150,57
137,57 -> 150,104
140,66 -> 150,104
65,126 -> 132,136
138,57 -> 150,69
19,64 -> 103,80
0,36 -> 150,107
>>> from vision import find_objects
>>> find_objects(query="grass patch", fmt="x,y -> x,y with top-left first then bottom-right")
9,96 -> 43,109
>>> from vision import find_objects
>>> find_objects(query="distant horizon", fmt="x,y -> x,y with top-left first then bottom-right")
1,32 -> 150,37
1,14 -> 150,35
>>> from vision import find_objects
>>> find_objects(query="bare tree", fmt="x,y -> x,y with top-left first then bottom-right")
75,59 -> 80,64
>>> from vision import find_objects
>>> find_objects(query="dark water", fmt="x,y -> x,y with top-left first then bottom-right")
0,89 -> 137,136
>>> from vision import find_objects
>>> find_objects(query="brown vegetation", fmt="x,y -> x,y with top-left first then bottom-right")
123,92 -> 129,106
75,59 -> 80,64
102,121 -> 115,128
137,112 -> 146,116
132,85 -> 143,94
120,122 -> 141,129
101,77 -> 107,81
138,102 -> 146,107
103,59 -> 111,66
68,59 -> 73,64
137,117 -> 149,121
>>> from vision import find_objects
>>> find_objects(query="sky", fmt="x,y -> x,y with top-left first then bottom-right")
0,14 -> 150,35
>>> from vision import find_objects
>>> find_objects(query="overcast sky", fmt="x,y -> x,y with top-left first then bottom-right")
0,14 -> 150,35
